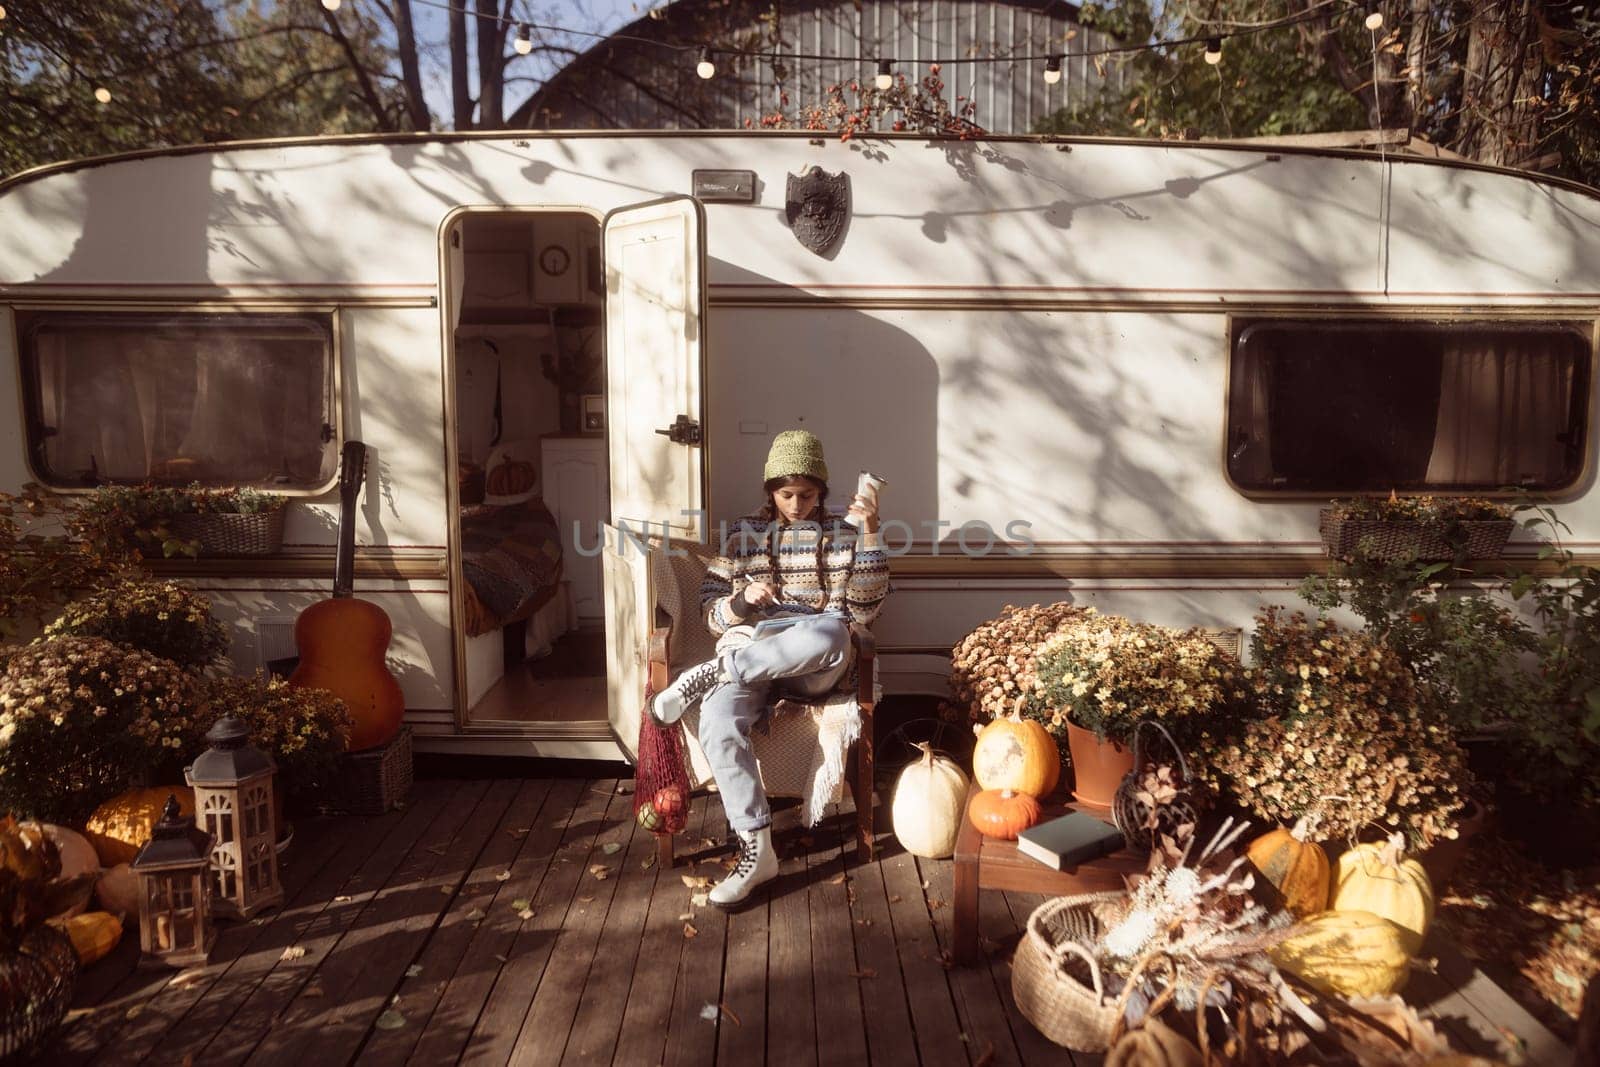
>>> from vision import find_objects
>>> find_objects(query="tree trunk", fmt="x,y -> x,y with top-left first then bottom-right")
320,7 -> 395,129
475,0 -> 504,128
1404,0 -> 1431,126
449,1 -> 472,130
1453,0 -> 1548,165
392,0 -> 431,131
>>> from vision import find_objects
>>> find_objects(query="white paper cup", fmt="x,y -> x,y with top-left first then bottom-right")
845,471 -> 886,529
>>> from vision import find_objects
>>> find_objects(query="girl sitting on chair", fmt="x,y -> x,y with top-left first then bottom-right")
652,430 -> 890,907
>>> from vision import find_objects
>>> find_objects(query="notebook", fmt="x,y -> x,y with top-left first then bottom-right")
1015,811 -> 1126,871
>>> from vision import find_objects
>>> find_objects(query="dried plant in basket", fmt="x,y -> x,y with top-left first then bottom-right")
1112,721 -> 1203,853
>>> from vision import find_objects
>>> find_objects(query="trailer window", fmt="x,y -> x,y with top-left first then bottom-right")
18,312 -> 337,490
1227,320 -> 1591,494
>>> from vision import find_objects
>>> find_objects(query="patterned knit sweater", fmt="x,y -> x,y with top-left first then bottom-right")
701,517 -> 891,636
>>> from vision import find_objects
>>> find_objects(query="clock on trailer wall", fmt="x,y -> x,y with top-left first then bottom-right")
531,217 -> 601,306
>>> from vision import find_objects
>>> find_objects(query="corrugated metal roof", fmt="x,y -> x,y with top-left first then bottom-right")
527,0 -> 1124,134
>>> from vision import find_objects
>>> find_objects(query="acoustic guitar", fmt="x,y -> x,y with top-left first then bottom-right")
290,440 -> 405,752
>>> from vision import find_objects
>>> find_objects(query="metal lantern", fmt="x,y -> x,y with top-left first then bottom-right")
129,795 -> 216,968
185,716 -> 283,920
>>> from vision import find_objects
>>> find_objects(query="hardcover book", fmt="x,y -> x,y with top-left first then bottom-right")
1016,811 -> 1125,871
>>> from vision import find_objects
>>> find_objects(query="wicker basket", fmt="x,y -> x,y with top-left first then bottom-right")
0,924 -> 80,1064
167,508 -> 286,557
1012,892 -> 1128,1052
315,725 -> 413,816
1318,512 -> 1513,562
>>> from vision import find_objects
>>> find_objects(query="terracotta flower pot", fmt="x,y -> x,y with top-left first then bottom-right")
1416,796 -> 1489,890
1065,722 -> 1134,808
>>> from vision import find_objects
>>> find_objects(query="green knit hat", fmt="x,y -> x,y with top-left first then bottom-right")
763,429 -> 829,484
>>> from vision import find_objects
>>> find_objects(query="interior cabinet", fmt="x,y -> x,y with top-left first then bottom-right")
542,435 -> 608,622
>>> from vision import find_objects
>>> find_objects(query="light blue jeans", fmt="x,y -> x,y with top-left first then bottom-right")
698,615 -> 853,833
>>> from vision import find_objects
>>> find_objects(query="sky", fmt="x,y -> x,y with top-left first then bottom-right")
412,0 -> 646,126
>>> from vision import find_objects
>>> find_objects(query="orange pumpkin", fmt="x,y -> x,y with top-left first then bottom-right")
968,788 -> 1041,840
972,716 -> 1060,797
1246,815 -> 1330,918
487,458 -> 536,497
84,787 -> 196,867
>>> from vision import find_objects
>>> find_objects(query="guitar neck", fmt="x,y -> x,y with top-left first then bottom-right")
333,440 -> 366,599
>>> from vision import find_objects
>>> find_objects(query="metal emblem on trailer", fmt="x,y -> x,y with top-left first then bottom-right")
785,167 -> 850,255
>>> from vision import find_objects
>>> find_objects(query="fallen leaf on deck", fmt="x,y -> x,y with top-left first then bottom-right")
975,1040 -> 997,1066
301,982 -> 324,998
641,854 -> 657,870
507,827 -> 530,838
701,838 -> 718,850
375,1009 -> 405,1030
465,908 -> 486,921
493,954 -> 508,964
699,1003 -> 718,1021
511,897 -> 532,911
829,873 -> 847,885
889,895 -> 902,903
426,844 -> 447,855
681,874 -> 712,890
279,946 -> 307,962
589,865 -> 611,880
601,842 -> 622,855
518,908 -> 535,921
438,885 -> 453,895
683,922 -> 698,939
495,870 -> 512,882
938,950 -> 955,970
928,897 -> 947,910
124,1005 -> 143,1021
922,880 -> 930,889
720,1002 -> 742,1026
856,918 -> 874,927
578,895 -> 595,904
677,913 -> 694,921
849,967 -> 877,979
405,964 -> 423,978
333,895 -> 352,903
691,891 -> 710,908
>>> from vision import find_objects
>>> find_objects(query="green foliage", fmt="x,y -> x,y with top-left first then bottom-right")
70,483 -> 285,561
0,636 -> 204,824
1301,502 -> 1600,807
45,579 -> 229,673
0,486 -> 136,642
0,0 -> 405,177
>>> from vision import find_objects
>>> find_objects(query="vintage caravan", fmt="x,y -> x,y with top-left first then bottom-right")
1,132 -> 1595,762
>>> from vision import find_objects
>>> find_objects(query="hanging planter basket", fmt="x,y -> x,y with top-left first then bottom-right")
166,508 -> 287,557
1317,510 -> 1513,562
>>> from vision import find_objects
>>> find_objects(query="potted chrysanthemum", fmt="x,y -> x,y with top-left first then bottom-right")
1029,610 -> 1245,807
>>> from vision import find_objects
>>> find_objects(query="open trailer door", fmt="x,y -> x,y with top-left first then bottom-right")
600,196 -> 708,762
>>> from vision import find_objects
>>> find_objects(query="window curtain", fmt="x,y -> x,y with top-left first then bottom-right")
1425,338 -> 1573,487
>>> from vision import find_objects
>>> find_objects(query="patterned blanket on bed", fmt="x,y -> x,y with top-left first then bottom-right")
460,498 -> 563,637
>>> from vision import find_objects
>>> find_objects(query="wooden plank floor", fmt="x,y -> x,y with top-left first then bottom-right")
40,777 -> 1568,1066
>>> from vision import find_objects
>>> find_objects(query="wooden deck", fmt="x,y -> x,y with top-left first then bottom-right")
42,776 -> 1569,1066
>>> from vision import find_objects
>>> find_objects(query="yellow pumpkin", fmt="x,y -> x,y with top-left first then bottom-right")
972,716 -> 1060,797
1270,910 -> 1414,998
47,910 -> 124,967
1246,815 -> 1330,918
85,787 -> 195,867
891,743 -> 970,859
1332,833 -> 1434,946
95,863 -> 140,920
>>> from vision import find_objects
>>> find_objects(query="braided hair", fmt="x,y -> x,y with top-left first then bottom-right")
755,475 -> 830,609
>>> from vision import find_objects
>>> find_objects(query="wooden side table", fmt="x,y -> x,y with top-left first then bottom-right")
952,784 -> 1144,965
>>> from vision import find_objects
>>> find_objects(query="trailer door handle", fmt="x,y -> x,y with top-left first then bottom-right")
655,415 -> 702,446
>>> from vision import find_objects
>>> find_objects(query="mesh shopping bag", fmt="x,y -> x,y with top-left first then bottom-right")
633,685 -> 692,835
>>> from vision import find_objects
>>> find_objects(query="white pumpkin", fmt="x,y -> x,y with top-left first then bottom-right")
95,863 -> 140,921
891,742 -> 970,859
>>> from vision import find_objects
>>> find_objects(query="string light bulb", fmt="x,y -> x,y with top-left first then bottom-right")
1203,37 -> 1223,65
514,23 -> 532,55
1364,10 -> 1384,29
696,46 -> 715,79
93,87 -> 111,104
320,0 -> 340,10
1043,55 -> 1062,84
875,59 -> 893,90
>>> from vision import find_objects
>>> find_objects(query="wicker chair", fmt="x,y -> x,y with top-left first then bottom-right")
647,539 -> 876,868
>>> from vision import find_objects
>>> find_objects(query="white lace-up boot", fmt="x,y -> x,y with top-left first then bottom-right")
651,658 -> 726,725
708,826 -> 777,908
